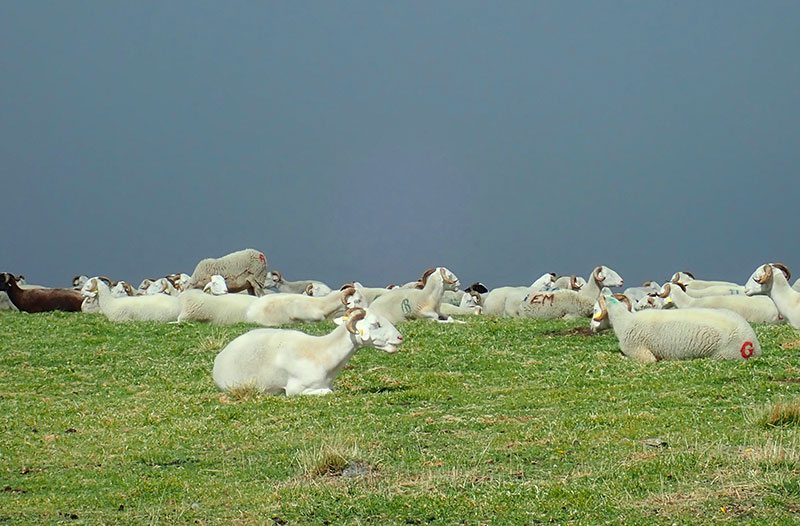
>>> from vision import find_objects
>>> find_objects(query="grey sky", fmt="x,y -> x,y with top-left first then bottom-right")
2,2 -> 799,290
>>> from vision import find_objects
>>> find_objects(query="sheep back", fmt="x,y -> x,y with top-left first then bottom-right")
187,249 -> 268,295
516,290 -> 594,319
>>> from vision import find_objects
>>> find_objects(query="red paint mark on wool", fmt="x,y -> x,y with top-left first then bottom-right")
740,341 -> 754,359
259,253 -> 266,265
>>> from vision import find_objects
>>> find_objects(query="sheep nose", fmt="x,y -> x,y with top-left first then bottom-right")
397,335 -> 403,341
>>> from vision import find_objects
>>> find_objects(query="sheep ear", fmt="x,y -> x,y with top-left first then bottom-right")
355,320 -> 369,339
333,316 -> 346,326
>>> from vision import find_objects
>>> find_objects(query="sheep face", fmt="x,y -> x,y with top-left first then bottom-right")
0,273 -> 16,291
595,266 -> 624,288
264,271 -> 282,289
744,265 -> 772,296
344,289 -> 367,309
531,273 -> 558,290
81,278 -> 101,298
111,282 -> 132,297
72,275 -> 89,288
590,297 -> 610,333
439,267 -> 461,291
203,275 -> 229,295
335,310 -> 403,353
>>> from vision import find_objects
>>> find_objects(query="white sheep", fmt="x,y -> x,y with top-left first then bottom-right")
552,274 -> 586,291
516,289 -> 596,319
482,273 -> 557,317
439,291 -> 483,316
177,289 -> 258,324
576,265 -> 625,299
212,307 -> 403,395
590,294 -> 761,362
186,248 -> 268,296
744,263 -> 800,328
621,281 -> 661,307
684,284 -> 746,298
82,277 -> 180,322
658,282 -> 783,324
202,274 -> 229,295
368,267 -> 461,323
264,270 -> 332,296
670,271 -> 741,290
245,286 -> 365,326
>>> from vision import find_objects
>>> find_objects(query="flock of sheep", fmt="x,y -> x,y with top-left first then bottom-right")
2,247 -> 799,396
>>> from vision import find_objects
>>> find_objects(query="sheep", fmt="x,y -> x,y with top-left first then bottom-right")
658,282 -> 783,324
344,282 -> 396,305
794,278 -> 800,293
684,284 -> 746,298
111,280 -> 136,297
0,272 -> 84,313
264,270 -> 332,296
177,289 -> 258,324
368,267 -> 461,323
186,248 -> 268,296
621,281 -> 661,306
670,271 -> 741,290
516,289 -> 597,319
72,275 -> 89,289
245,286 -> 365,326
591,294 -> 632,332
82,277 -> 180,322
590,294 -> 761,363
146,278 -> 179,296
552,274 -> 586,291
439,291 -> 483,316
744,263 -> 800,329
212,307 -> 403,395
576,266 -> 625,299
203,274 -> 229,295
482,273 -> 557,317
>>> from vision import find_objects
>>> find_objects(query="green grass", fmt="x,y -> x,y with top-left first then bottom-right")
1,311 -> 800,524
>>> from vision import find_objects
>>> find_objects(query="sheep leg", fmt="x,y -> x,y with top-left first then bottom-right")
300,388 -> 334,396
625,347 -> 657,364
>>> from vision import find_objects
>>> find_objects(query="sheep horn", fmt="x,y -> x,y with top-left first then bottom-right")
340,282 -> 355,291
420,268 -> 436,287
771,263 -> 791,281
612,294 -> 632,312
272,270 -> 283,282
657,284 -> 672,298
439,268 -> 457,285
643,281 -> 652,287
570,275 -> 581,290
305,283 -> 314,296
755,264 -> 773,285
98,276 -> 112,286
683,271 -> 695,280
593,267 -> 605,283
345,307 -> 367,335
595,295 -> 608,321
340,286 -> 355,306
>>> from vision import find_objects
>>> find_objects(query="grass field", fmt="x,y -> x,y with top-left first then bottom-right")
1,311 -> 799,525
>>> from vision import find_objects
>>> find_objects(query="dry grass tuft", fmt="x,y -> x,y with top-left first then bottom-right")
196,330 -> 229,354
227,385 -> 264,401
758,398 -> 800,428
296,437 -> 369,479
780,340 -> 800,350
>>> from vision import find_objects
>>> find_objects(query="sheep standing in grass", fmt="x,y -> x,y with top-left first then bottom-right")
213,307 -> 403,395
82,277 -> 180,322
368,267 -> 460,323
744,263 -> 800,329
590,294 -> 761,363
186,248 -> 268,296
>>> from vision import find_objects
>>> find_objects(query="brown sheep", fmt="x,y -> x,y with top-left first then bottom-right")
0,273 -> 84,313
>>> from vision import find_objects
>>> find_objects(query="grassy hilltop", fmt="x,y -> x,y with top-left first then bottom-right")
1,312 -> 799,524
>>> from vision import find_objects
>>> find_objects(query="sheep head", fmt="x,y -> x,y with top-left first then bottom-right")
336,307 -> 403,353
593,266 -> 624,288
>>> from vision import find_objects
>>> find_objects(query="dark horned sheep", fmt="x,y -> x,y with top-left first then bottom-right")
0,272 -> 83,313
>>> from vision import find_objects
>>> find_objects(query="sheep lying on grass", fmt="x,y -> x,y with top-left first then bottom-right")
590,294 -> 761,363
82,277 -> 180,322
516,289 -> 596,320
744,263 -> 800,329
213,307 -> 403,395
658,282 -> 783,324
186,248 -> 268,296
0,272 -> 84,313
177,289 -> 258,325
245,286 -> 364,326
368,267 -> 461,323
439,291 -> 483,316
265,270 -> 332,296
482,273 -> 556,317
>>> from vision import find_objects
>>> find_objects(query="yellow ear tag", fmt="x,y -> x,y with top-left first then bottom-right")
665,297 -> 673,304
359,329 -> 365,336
592,313 -> 603,321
